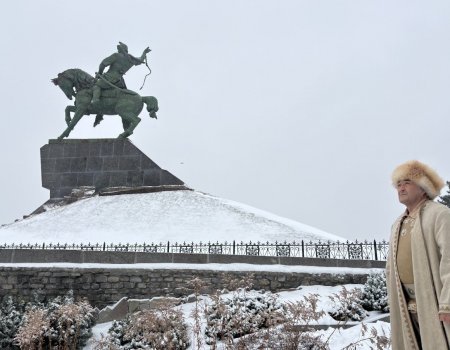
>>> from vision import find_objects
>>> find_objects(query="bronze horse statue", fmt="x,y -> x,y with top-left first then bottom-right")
52,68 -> 158,139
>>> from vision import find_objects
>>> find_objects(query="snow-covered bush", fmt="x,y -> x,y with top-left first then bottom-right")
187,277 -> 205,350
264,293 -> 328,350
284,293 -> 326,326
14,291 -> 97,349
360,271 -> 389,313
0,296 -> 24,349
106,318 -> 146,349
204,288 -> 284,345
14,308 -> 49,350
328,286 -> 368,322
345,322 -> 391,350
104,307 -> 189,350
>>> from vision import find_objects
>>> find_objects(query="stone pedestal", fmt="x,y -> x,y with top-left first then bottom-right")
40,139 -> 184,199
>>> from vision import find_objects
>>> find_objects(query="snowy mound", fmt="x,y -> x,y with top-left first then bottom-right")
0,190 -> 343,244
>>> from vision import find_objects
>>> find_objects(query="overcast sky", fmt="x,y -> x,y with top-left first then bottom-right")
1,0 -> 450,241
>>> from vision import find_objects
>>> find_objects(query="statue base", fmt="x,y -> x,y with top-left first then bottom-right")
40,139 -> 184,199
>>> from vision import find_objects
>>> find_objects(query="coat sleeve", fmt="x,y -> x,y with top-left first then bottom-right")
435,208 -> 450,313
386,218 -> 400,285
99,53 -> 117,73
386,226 -> 394,285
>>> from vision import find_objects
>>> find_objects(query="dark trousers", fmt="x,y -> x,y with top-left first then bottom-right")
409,311 -> 422,349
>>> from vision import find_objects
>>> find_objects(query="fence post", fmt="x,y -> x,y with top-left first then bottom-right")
301,240 -> 304,257
167,241 -> 170,253
103,242 -> 106,251
373,240 -> 378,261
233,240 -> 236,255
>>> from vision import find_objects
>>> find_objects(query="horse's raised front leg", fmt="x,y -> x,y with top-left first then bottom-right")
58,107 -> 87,140
118,114 -> 141,139
65,105 -> 76,126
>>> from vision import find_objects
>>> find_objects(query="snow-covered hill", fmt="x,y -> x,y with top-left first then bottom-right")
0,190 -> 343,244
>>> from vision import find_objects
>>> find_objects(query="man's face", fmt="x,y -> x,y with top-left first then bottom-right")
396,179 -> 426,208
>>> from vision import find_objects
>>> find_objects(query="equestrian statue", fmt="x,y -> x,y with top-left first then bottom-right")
52,42 -> 158,139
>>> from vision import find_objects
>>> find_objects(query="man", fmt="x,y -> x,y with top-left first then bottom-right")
387,160 -> 450,349
91,42 -> 151,104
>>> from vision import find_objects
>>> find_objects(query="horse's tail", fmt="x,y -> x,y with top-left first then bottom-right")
142,96 -> 159,118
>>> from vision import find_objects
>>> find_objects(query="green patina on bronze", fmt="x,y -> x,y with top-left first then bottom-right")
52,43 -> 158,139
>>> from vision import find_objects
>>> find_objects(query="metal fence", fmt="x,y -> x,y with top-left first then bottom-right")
0,240 -> 389,261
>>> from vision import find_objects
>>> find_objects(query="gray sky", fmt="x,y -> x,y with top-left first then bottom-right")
1,0 -> 450,241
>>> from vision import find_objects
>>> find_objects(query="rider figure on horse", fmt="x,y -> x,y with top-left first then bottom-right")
91,42 -> 151,105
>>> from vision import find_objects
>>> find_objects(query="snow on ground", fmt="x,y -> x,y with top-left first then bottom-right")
0,190 -> 344,244
83,285 -> 391,350
318,321 -> 390,350
0,189 -> 387,348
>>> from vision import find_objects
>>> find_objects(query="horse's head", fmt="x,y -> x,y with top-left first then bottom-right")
52,73 -> 75,100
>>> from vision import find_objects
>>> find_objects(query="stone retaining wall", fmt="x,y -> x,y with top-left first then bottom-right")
0,249 -> 385,308
0,266 -> 372,308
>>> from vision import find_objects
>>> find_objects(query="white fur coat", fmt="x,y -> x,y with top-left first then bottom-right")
387,201 -> 450,349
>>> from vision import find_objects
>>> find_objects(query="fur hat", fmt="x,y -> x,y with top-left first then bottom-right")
391,160 -> 445,199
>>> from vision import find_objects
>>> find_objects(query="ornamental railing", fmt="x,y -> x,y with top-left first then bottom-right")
0,240 -> 389,261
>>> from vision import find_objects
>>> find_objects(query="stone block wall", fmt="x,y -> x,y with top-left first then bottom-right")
0,266 -> 369,308
40,139 -> 184,198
